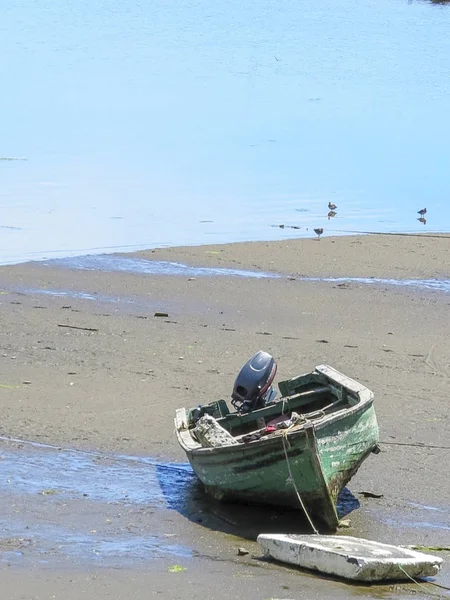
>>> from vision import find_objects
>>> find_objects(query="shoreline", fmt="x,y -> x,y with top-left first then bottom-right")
1,229 -> 450,273
134,232 -> 450,280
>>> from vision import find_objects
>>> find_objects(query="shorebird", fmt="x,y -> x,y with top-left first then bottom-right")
328,202 -> 337,211
417,208 -> 427,217
314,228 -> 324,240
418,217 -> 427,225
328,210 -> 337,219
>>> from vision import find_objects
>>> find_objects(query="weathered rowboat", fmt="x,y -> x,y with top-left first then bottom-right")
175,360 -> 379,531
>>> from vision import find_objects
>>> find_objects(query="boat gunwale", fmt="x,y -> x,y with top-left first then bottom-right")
176,400 -> 375,455
175,365 -> 376,455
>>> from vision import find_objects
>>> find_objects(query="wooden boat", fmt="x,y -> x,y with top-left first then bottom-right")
174,364 -> 379,531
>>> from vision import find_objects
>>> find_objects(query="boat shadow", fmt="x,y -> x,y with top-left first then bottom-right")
156,463 -> 360,541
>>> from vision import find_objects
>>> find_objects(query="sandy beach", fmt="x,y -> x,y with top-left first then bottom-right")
1,233 -> 449,599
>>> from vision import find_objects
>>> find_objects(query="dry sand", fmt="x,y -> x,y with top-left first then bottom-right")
0,234 -> 449,598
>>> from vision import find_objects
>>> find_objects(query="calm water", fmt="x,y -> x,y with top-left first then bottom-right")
3,438 -> 448,570
2,0 -> 450,265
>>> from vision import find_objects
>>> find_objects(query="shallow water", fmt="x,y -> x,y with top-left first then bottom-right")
1,436 -> 449,576
369,504 -> 450,533
0,439 -> 194,566
1,0 -> 450,265
0,438 -> 360,568
42,254 -> 450,294
1,439 -> 449,597
46,255 -> 280,278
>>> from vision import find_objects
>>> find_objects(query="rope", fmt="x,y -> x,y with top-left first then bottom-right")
281,427 -> 319,535
397,565 -> 448,598
428,581 -> 450,593
380,441 -> 450,450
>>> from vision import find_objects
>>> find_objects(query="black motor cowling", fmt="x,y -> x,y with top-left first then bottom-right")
231,351 -> 277,413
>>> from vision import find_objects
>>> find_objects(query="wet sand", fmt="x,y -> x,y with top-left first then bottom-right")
0,234 -> 449,599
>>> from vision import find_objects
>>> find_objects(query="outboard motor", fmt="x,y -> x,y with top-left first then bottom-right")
231,351 -> 277,413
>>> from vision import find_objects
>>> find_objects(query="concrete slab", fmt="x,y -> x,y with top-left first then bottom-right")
257,534 -> 443,581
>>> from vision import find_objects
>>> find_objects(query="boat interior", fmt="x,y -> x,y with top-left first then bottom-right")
187,372 -> 361,439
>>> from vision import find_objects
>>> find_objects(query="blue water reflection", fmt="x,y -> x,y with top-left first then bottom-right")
0,437 -> 360,563
1,0 -> 450,265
